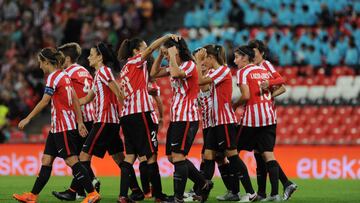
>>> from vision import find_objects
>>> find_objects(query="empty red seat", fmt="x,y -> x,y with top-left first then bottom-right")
302,106 -> 318,116
319,106 -> 336,116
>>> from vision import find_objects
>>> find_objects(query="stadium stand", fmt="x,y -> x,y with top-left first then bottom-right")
1,0 -> 359,145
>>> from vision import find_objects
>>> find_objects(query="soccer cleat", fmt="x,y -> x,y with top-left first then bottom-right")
200,180 -> 214,203
261,194 -> 282,202
283,183 -> 297,200
254,194 -> 266,201
92,177 -> 101,193
238,192 -> 257,202
155,193 -> 173,203
52,189 -> 77,201
183,189 -> 195,199
117,196 -> 135,203
129,188 -> 145,201
216,190 -> 240,201
13,192 -> 38,203
81,191 -> 101,203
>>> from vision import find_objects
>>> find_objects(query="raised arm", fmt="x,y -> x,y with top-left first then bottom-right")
167,46 -> 187,78
195,48 -> 212,85
18,94 -> 51,130
142,34 -> 180,60
150,49 -> 169,78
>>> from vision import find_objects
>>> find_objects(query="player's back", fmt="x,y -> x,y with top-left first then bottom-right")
246,67 -> 272,105
65,64 -> 93,98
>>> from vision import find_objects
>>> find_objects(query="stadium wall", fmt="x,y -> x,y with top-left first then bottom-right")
0,144 -> 359,179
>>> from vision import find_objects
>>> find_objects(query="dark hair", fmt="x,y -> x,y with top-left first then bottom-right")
94,42 -> 120,72
57,42 -> 81,63
234,45 -> 255,62
38,47 -> 65,68
203,44 -> 226,65
77,48 -> 94,76
163,38 -> 193,62
248,39 -> 269,59
117,38 -> 144,61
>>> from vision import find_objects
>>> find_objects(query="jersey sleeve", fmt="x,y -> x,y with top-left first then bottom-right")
179,61 -> 195,77
44,74 -> 55,96
237,69 -> 248,85
209,66 -> 230,85
268,72 -> 285,86
99,67 -> 115,83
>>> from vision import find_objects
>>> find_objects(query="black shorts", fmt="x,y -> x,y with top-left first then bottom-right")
82,123 -> 124,158
204,124 -> 237,151
121,112 -> 158,158
166,121 -> 199,155
44,130 -> 78,159
237,124 -> 276,153
72,121 -> 94,155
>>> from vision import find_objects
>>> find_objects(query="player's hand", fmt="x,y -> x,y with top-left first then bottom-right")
18,118 -> 30,130
167,46 -> 178,57
167,34 -> 181,42
260,80 -> 269,90
159,47 -> 166,56
78,122 -> 88,137
195,48 -> 207,62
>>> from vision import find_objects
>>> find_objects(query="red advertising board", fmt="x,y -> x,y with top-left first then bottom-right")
0,144 -> 359,179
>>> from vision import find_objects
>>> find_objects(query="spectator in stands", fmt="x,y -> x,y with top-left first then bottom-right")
326,41 -> 341,66
318,3 -> 335,27
228,0 -> 244,29
295,43 -> 308,65
306,45 -> 322,68
0,99 -> 9,143
344,39 -> 359,69
209,1 -> 228,27
277,3 -> 292,26
278,45 -> 293,66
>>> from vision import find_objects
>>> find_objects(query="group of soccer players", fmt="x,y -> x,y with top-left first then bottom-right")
13,33 -> 297,203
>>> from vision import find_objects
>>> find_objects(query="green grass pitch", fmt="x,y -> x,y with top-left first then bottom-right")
0,176 -> 359,202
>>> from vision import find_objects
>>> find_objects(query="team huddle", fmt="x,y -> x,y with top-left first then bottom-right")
13,34 -> 297,203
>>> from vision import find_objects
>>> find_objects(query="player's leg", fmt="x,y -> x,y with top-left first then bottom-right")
138,158 -> 151,197
52,122 -> 93,201
223,124 -> 257,202
13,133 -> 58,202
254,151 -> 267,200
215,155 -> 240,201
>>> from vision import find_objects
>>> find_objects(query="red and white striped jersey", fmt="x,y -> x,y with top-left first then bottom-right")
260,60 -> 285,87
209,66 -> 237,126
92,66 -> 120,123
148,80 -> 160,124
119,54 -> 154,117
45,70 -> 77,133
168,60 -> 199,122
198,89 -> 212,129
237,64 -> 277,127
65,64 -> 95,122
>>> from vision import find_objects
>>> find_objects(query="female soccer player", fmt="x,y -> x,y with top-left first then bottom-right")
52,42 -> 96,201
151,38 -> 212,203
116,35 -> 176,203
234,45 -> 289,201
13,48 -> 100,203
195,45 -> 257,202
248,40 -> 297,201
78,42 -> 125,199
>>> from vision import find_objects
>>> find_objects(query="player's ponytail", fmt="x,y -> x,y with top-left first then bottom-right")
203,44 -> 226,65
163,38 -> 193,62
117,38 -> 144,61
38,47 -> 65,69
95,42 -> 120,73
248,39 -> 269,60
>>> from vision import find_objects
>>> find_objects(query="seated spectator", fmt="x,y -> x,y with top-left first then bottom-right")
326,41 -> 341,66
209,2 -> 228,27
228,0 -> 244,29
278,45 -> 293,66
244,3 -> 260,25
277,3 -> 292,26
344,39 -> 359,67
296,43 -> 308,65
306,45 -> 322,68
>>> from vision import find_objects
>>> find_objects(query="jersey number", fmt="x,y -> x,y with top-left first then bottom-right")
65,86 -> 73,106
258,81 -> 271,101
83,78 -> 91,93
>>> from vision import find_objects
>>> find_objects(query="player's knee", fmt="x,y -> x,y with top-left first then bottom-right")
65,155 -> 79,167
124,154 -> 136,164
225,149 -> 238,157
204,149 -> 216,160
41,155 -> 54,166
171,152 -> 185,162
79,151 -> 91,161
262,151 -> 275,162
167,155 -> 173,163
146,153 -> 157,164
112,152 -> 125,165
